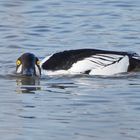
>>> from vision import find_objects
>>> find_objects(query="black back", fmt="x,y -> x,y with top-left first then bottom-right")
41,49 -> 137,71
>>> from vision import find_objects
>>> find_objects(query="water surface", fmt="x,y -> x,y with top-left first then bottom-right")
0,0 -> 140,140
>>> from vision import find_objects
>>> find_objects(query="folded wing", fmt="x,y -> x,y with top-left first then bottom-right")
69,54 -> 129,75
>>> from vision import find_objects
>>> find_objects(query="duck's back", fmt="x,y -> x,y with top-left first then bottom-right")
41,49 -> 140,75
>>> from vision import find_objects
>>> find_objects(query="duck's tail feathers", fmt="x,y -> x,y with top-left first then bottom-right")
128,53 -> 140,71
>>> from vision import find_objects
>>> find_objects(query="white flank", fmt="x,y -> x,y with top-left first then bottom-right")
89,55 -> 129,75
69,54 -> 129,75
69,59 -> 96,74
42,70 -> 69,75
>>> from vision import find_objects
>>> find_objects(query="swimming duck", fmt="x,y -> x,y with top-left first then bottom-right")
16,49 -> 140,76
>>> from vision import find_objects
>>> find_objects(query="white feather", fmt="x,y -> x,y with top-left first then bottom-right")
42,70 -> 69,75
68,59 -> 96,73
69,54 -> 129,75
90,55 -> 129,75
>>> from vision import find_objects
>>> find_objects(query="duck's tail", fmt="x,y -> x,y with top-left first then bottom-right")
128,53 -> 140,71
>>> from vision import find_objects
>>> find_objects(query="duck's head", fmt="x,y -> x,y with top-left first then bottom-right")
16,53 -> 41,76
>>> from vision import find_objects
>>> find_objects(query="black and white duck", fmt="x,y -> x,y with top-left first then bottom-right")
16,49 -> 140,76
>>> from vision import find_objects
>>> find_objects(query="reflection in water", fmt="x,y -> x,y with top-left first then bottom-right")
16,76 -> 41,94
45,82 -> 78,94
48,82 -> 77,90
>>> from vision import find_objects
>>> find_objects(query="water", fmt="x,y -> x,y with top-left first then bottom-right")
0,0 -> 140,139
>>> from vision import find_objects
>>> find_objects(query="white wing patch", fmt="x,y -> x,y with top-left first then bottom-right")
69,54 -> 129,75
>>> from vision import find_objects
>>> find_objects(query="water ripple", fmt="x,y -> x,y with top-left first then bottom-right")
0,0 -> 140,139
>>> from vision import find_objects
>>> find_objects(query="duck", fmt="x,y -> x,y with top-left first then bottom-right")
16,49 -> 140,76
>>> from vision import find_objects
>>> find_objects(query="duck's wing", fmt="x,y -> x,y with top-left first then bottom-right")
69,54 -> 130,75
41,49 -> 131,74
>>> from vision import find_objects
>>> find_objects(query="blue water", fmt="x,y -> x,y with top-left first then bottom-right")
0,0 -> 140,140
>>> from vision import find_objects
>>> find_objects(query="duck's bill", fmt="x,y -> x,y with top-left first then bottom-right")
22,68 -> 35,76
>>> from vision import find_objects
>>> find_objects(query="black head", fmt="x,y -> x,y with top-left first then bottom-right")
16,53 -> 41,76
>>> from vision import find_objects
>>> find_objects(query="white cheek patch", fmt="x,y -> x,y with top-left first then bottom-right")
16,64 -> 22,73
35,65 -> 41,76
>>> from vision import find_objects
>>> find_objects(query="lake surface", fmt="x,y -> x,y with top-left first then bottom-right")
0,0 -> 140,140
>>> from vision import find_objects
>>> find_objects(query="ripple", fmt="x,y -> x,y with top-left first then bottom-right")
0,0 -> 140,139
18,115 -> 36,119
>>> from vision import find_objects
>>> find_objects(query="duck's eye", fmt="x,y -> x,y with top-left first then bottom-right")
16,60 -> 21,66
36,60 -> 40,65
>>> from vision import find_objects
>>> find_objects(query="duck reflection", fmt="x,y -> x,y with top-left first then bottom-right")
16,76 -> 41,94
